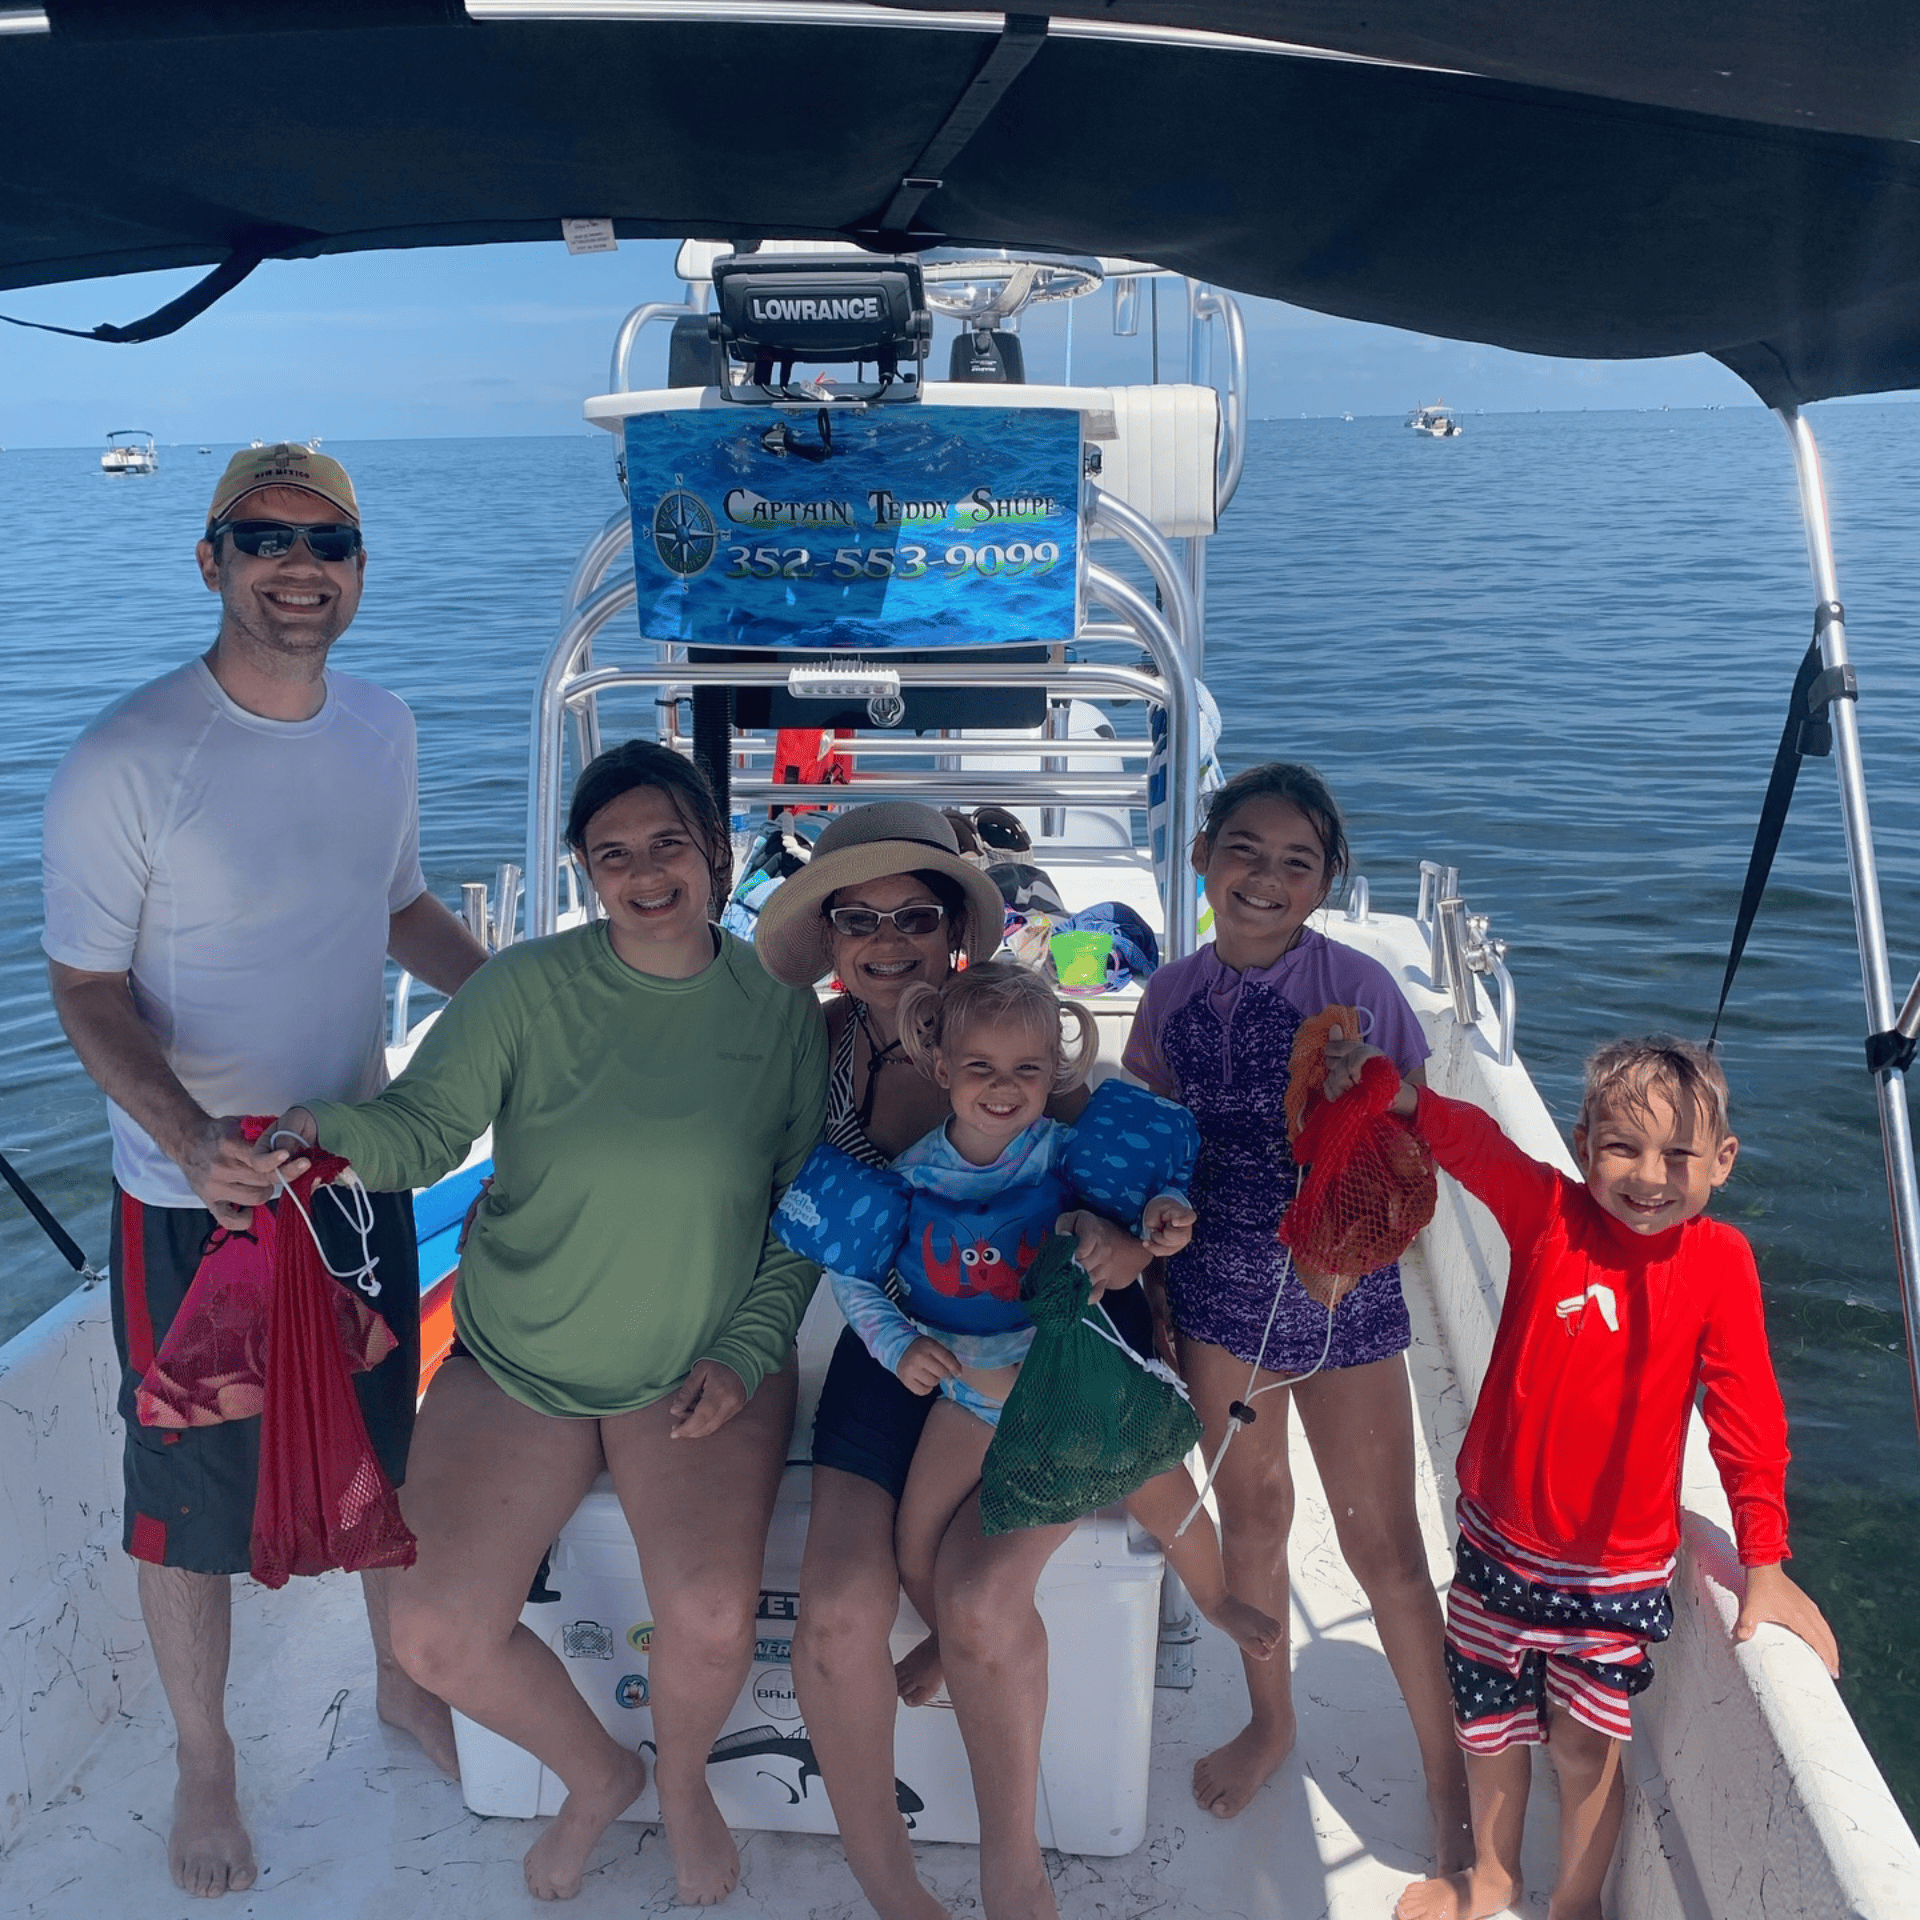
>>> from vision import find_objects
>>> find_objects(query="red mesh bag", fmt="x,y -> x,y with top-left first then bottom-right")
249,1128 -> 416,1588
1279,1009 -> 1436,1306
136,1204 -> 398,1430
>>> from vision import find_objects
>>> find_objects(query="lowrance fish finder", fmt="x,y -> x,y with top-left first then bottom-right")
710,253 -> 931,404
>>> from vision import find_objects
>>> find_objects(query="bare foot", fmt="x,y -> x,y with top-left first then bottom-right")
980,1843 -> 1058,1920
1430,1774 -> 1475,1875
895,1632 -> 945,1707
523,1746 -> 648,1900
656,1770 -> 741,1906
170,1753 -> 257,1899
1393,1865 -> 1521,1919
1191,1710 -> 1295,1818
1198,1592 -> 1283,1662
376,1661 -> 461,1777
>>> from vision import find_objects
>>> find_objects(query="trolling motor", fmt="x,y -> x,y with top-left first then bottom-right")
710,253 -> 931,405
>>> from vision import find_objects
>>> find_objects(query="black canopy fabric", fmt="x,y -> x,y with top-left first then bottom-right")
6,2 -> 1920,405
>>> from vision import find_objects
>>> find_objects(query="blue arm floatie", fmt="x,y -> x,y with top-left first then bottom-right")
1062,1079 -> 1199,1228
771,1143 -> 912,1282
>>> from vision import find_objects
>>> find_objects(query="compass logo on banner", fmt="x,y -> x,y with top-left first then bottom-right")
653,482 -> 718,578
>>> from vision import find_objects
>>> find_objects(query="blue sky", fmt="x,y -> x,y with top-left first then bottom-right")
0,236 -> 1852,448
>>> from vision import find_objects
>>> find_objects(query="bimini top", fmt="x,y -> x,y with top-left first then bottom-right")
6,2 -> 1920,407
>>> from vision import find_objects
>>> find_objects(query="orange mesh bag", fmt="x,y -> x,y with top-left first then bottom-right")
249,1128 -> 416,1588
1279,1009 -> 1436,1306
136,1202 -> 398,1430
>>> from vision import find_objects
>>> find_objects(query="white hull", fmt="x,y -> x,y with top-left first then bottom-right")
4,897 -> 1912,1918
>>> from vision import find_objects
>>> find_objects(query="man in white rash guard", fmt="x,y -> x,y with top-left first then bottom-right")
41,442 -> 490,1899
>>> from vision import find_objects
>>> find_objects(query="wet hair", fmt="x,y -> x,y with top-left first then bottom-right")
825,866 -> 971,958
565,739 -> 730,918
1197,762 -> 1350,888
1579,1035 -> 1732,1144
896,960 -> 1098,1094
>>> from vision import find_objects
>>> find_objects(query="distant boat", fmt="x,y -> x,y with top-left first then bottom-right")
1405,401 -> 1462,437
198,445 -> 211,454
100,429 -> 158,475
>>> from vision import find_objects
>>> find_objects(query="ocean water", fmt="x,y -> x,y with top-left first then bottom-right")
2,409 -> 1917,1813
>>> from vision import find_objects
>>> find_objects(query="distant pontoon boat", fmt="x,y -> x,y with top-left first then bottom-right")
99,429 -> 157,475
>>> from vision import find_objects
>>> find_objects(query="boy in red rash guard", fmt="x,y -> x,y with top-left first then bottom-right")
1321,1034 -> 1839,1920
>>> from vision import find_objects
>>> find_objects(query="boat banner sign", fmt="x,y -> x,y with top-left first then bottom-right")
623,406 -> 1082,649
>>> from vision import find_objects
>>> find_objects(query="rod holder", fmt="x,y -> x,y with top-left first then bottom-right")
461,881 -> 490,949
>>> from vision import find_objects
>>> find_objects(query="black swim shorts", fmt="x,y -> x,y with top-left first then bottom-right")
111,1183 -> 421,1575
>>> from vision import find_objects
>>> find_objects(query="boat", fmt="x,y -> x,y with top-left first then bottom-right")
1405,402 -> 1462,437
98,429 -> 158,475
5,9 -> 1920,1918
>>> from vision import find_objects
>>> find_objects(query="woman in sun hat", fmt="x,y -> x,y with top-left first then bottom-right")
759,800 -> 1158,1920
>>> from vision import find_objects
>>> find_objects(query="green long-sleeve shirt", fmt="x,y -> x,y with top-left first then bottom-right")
307,922 -> 826,1418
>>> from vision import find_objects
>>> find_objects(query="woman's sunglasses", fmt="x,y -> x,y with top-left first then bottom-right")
827,904 -> 947,938
211,519 -> 364,563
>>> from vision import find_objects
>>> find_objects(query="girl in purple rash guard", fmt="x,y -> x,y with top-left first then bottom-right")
1121,763 -> 1470,1870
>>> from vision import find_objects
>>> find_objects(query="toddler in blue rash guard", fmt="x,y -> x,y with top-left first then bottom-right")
775,960 -> 1284,1701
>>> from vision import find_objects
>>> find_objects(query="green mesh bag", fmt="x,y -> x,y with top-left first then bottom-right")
979,1232 -> 1204,1536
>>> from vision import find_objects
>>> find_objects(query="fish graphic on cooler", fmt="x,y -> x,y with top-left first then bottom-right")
636,1728 -> 926,1825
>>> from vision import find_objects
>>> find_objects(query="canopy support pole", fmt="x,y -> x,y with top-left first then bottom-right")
1776,405 -> 1920,1446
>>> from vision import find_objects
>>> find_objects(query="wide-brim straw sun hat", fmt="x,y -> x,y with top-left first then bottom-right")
754,801 -> 1010,987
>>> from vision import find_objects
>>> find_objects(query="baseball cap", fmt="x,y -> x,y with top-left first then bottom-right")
207,443 -> 359,528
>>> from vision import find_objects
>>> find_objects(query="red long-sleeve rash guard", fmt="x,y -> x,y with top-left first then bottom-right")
1415,1088 -> 1791,1571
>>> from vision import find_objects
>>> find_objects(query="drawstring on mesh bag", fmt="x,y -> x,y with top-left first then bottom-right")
135,1128 -> 396,1430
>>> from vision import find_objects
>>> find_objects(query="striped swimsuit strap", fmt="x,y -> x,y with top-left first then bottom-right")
823,1005 -> 892,1171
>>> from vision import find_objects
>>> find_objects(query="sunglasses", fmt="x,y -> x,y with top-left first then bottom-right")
827,903 -> 947,938
211,519 -> 364,563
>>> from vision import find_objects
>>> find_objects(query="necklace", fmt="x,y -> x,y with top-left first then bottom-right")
851,999 -> 905,1128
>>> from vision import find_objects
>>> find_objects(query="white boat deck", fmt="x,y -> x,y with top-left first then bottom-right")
6,901 -> 1916,1920
3,1247 -> 1567,1920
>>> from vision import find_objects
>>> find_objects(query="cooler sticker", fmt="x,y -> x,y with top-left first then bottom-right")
564,1620 -> 615,1660
627,1621 -> 655,1652
751,1666 -> 801,1721
757,1590 -> 801,1623
754,1635 -> 793,1663
616,1673 -> 650,1709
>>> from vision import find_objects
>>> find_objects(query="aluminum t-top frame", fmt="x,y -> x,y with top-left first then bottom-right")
1775,408 -> 1920,1447
523,480 -> 1203,956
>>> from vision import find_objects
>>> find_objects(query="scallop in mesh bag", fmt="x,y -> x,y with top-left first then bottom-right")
979,1231 -> 1202,1536
1277,1004 -> 1437,1305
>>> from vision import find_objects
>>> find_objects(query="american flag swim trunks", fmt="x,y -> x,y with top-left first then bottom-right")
1443,1499 -> 1675,1752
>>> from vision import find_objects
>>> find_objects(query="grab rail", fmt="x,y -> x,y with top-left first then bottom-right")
1089,485 -> 1199,665
526,648 -> 1182,940
1191,286 -> 1248,512
608,301 -> 701,397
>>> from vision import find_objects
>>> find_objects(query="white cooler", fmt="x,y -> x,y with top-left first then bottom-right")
453,1306 -> 1167,1855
